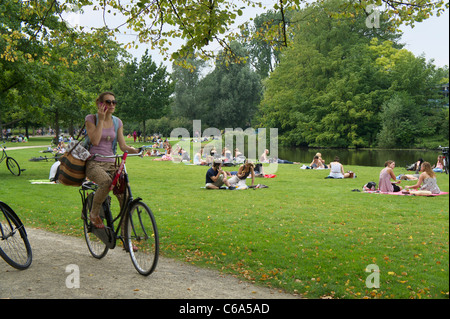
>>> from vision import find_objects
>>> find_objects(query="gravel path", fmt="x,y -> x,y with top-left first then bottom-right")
0,228 -> 299,299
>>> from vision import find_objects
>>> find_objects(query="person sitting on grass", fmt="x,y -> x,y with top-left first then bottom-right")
405,161 -> 440,194
205,160 -> 235,190
432,155 -> 444,173
310,155 -> 325,169
259,149 -> 269,163
228,161 -> 255,189
153,144 -> 173,161
314,152 -> 328,168
379,160 -> 402,192
327,156 -> 351,178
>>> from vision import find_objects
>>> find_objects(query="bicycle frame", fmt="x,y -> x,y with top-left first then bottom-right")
439,145 -> 449,174
0,144 -> 7,163
79,151 -> 144,243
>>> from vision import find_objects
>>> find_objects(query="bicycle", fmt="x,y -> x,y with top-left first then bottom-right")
0,201 -> 33,270
1,142 -> 24,176
29,155 -> 60,162
439,145 -> 449,174
79,149 -> 159,276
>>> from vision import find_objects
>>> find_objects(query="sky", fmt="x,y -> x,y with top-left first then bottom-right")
65,3 -> 449,69
399,9 -> 449,68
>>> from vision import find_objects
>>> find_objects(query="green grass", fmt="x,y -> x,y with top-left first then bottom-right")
1,138 -> 448,299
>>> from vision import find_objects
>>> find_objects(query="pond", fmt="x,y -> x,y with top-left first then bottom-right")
277,147 -> 443,168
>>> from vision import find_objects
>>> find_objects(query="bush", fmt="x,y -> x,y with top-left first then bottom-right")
145,116 -> 193,137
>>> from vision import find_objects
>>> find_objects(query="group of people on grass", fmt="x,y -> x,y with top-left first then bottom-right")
378,158 -> 441,195
202,148 -> 443,194
71,91 -> 445,229
298,152 -> 354,179
205,159 -> 256,190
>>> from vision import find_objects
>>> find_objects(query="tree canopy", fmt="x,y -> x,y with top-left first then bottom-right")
7,0 -> 445,65
258,0 -> 448,148
1,0 -> 448,148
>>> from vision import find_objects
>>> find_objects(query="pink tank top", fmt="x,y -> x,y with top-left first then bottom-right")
379,168 -> 393,192
85,114 -> 122,163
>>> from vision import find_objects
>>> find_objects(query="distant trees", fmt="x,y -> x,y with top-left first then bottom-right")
171,42 -> 262,130
0,0 -> 130,138
258,0 -> 449,148
113,50 -> 174,137
1,0 -> 448,149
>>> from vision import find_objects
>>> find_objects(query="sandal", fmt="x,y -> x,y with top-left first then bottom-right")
90,215 -> 105,229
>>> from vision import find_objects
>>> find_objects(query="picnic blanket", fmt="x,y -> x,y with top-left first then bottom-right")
363,190 -> 448,197
29,179 -> 57,184
201,184 -> 269,190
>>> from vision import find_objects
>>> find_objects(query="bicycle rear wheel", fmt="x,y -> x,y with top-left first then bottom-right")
125,201 -> 159,276
6,157 -> 21,176
0,204 -> 32,270
83,193 -> 109,259
444,156 -> 449,174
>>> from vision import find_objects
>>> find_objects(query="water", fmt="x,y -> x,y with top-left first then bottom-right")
277,147 -> 442,167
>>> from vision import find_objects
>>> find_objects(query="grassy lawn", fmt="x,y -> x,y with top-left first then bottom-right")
1,137 -> 448,299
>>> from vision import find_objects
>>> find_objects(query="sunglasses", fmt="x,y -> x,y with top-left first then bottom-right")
104,99 -> 117,105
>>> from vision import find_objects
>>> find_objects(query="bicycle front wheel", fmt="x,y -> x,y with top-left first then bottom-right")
125,201 -> 159,276
0,205 -> 32,270
83,193 -> 109,259
444,156 -> 449,174
6,157 -> 21,176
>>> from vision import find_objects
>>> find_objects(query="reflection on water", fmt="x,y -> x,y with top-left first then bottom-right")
277,148 -> 442,167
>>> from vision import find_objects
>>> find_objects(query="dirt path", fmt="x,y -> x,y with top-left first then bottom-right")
5,145 -> 49,151
0,228 -> 300,299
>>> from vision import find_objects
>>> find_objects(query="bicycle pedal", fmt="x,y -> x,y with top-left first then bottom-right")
92,227 -> 116,249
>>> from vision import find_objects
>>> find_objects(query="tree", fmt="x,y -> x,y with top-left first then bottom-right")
0,0 -> 128,138
259,0 -> 448,148
171,53 -> 207,120
376,92 -> 420,148
113,50 -> 174,136
53,0 -> 448,65
240,10 -> 288,79
197,42 -> 262,129
259,0 -> 402,147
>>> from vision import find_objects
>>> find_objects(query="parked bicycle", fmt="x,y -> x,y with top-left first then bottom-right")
439,145 -> 449,174
1,142 -> 23,176
79,149 -> 159,276
0,201 -> 32,270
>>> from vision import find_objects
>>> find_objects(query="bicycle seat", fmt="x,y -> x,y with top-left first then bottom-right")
81,181 -> 98,191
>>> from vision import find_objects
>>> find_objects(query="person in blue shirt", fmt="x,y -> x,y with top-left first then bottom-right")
205,160 -> 234,189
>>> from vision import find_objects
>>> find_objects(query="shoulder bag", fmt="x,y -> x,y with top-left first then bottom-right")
58,123 -> 90,186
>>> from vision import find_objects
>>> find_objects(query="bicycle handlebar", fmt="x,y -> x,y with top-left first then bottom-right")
92,147 -> 146,159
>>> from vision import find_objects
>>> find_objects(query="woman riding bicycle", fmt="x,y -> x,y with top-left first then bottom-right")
85,92 -> 140,229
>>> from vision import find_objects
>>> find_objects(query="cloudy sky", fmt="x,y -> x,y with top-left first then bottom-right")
66,4 -> 449,69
